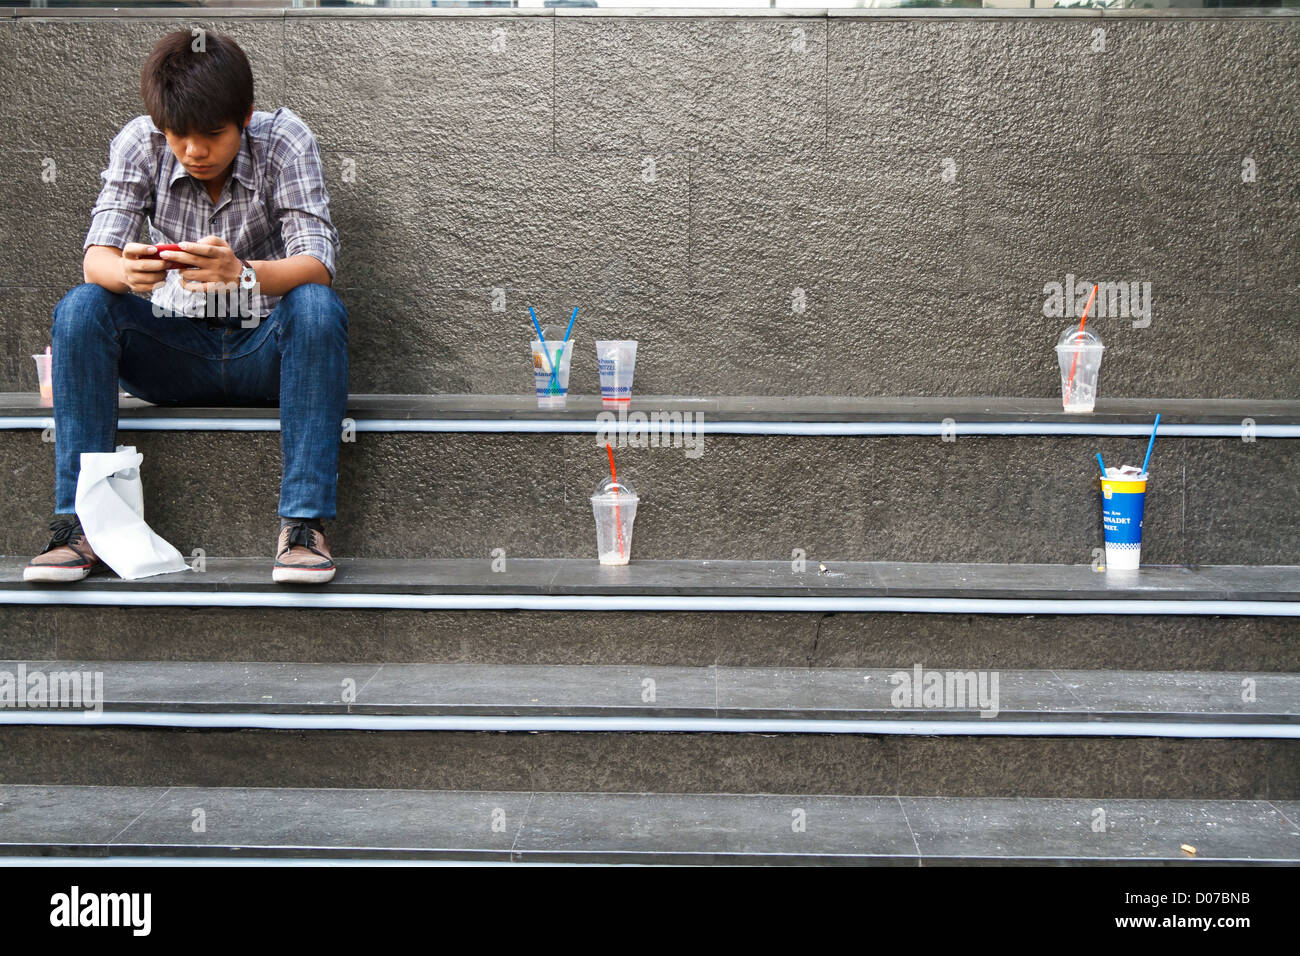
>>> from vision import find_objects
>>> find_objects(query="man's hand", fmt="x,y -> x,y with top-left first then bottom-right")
161,235 -> 243,293
120,243 -> 169,294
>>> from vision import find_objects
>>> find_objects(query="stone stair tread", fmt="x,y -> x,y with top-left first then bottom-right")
2,392 -> 1298,424
1,785 -> 1295,864
2,661 -> 1295,721
1,558 -> 1297,602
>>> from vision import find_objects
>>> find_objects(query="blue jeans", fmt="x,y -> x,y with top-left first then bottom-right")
51,282 -> 349,519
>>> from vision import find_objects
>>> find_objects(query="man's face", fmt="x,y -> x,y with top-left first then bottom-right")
163,112 -> 249,181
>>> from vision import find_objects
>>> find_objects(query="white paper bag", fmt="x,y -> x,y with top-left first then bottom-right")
74,445 -> 189,580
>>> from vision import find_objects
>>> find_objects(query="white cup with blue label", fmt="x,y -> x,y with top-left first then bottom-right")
596,340 -> 637,408
531,326 -> 574,410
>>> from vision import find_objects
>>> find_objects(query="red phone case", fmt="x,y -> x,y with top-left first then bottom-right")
149,243 -> 191,270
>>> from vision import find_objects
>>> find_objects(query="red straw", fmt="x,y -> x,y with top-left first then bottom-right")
1066,283 -> 1099,395
605,442 -> 626,559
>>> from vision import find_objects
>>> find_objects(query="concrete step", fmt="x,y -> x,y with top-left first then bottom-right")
4,557 -> 1297,606
2,661 -> 1295,726
4,559 -> 1297,670
6,605 -> 1298,672
4,393 -> 1298,429
0,725 -> 1294,798
1,396 -> 1296,564
3,785 -> 1296,865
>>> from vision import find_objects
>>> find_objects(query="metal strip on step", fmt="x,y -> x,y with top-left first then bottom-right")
0,416 -> 1296,438
0,856 -> 574,868
0,711 -> 1297,737
0,590 -> 1295,614
0,590 -> 1294,615
0,853 -> 1287,868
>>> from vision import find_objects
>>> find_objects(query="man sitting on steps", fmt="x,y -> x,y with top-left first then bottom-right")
25,29 -> 347,585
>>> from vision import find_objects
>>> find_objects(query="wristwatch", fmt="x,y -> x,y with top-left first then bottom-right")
238,258 -> 257,291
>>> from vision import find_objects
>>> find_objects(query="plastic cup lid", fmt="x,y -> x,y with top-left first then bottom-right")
1056,326 -> 1103,349
591,477 -> 636,499
590,496 -> 639,512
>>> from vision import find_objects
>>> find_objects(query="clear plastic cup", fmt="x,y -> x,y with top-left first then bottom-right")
531,326 -> 574,409
31,352 -> 52,407
595,340 -> 637,408
590,476 -> 638,566
1055,327 -> 1104,412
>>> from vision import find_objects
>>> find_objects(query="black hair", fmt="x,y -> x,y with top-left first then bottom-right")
141,30 -> 254,136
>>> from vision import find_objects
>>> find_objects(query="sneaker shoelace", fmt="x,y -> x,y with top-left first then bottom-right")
281,522 -> 329,560
43,517 -> 92,563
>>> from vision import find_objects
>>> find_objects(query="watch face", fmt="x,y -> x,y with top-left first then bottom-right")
240,266 -> 256,290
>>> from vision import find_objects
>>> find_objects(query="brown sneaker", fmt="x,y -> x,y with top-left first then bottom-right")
272,520 -> 336,584
24,516 -> 102,583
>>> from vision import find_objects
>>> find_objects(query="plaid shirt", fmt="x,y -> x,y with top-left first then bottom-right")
84,107 -> 339,319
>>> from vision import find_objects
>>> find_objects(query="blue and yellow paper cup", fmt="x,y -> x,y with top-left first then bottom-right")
1101,474 -> 1147,570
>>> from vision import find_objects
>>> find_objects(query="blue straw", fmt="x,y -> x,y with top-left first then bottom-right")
528,306 -> 554,370
1096,453 -> 1107,478
559,306 -> 579,345
545,306 -> 580,395
530,305 -> 583,396
1140,414 -> 1161,476
528,306 -> 562,395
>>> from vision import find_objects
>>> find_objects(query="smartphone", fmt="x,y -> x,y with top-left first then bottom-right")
145,243 -> 192,270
